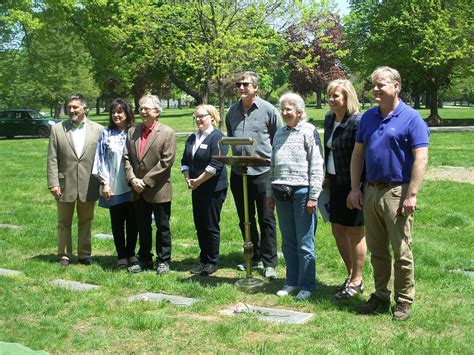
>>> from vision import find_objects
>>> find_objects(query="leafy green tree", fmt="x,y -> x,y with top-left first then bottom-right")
0,0 -> 99,113
344,0 -> 474,123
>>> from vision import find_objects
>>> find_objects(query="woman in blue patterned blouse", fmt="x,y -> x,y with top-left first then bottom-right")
93,99 -> 138,269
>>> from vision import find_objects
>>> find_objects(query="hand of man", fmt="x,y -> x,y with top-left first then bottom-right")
400,195 -> 417,216
131,178 -> 145,193
50,186 -> 61,198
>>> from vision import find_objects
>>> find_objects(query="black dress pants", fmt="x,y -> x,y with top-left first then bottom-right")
134,196 -> 172,264
109,201 -> 138,260
230,171 -> 277,267
192,188 -> 227,266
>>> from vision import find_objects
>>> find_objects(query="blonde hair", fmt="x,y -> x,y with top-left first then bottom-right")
195,104 -> 220,127
371,66 -> 402,93
327,79 -> 360,116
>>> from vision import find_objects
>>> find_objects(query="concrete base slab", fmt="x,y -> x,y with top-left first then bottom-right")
221,303 -> 314,324
51,279 -> 100,291
0,341 -> 48,354
0,224 -> 21,229
0,268 -> 23,276
94,233 -> 113,240
128,292 -> 197,306
449,269 -> 474,278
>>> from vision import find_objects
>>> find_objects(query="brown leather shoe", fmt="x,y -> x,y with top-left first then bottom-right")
357,293 -> 390,314
392,302 -> 412,321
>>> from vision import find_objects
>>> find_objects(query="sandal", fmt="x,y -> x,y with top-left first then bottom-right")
335,281 -> 364,300
335,278 -> 350,292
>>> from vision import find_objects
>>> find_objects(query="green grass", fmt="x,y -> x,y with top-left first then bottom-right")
0,132 -> 473,352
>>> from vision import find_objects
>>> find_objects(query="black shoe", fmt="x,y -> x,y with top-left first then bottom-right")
78,257 -> 92,265
202,264 -> 218,276
357,293 -> 390,314
141,260 -> 154,271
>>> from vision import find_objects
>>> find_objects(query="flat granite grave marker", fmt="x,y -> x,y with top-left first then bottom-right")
94,233 -> 113,240
0,268 -> 23,276
128,292 -> 197,306
51,279 -> 100,291
221,303 -> 314,324
449,269 -> 474,278
0,224 -> 21,229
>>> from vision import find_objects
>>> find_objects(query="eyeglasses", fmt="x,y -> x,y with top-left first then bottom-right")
193,113 -> 210,120
235,82 -> 252,88
139,106 -> 155,112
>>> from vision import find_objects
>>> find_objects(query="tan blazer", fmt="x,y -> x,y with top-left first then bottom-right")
47,119 -> 104,202
124,122 -> 176,203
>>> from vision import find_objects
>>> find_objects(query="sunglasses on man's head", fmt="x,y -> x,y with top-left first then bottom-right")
235,82 -> 252,88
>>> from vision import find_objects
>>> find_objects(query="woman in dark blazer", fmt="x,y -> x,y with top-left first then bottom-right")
323,79 -> 366,299
181,105 -> 228,275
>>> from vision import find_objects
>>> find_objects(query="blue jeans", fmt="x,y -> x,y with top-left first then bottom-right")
275,186 -> 316,291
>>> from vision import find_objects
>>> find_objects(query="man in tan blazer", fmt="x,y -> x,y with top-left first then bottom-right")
124,94 -> 176,274
47,94 -> 103,266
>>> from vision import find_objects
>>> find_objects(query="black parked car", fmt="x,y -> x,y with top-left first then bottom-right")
0,109 -> 61,138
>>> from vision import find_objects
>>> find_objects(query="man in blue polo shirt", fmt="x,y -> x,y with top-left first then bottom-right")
348,66 -> 429,320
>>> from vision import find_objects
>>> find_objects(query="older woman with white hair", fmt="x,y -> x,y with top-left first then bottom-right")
266,92 -> 324,300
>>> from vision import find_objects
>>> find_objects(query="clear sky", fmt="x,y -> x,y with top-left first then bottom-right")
335,0 -> 350,15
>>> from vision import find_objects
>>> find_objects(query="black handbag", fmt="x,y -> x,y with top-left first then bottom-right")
272,184 -> 294,202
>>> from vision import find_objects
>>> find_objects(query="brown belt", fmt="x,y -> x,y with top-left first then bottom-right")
367,182 -> 408,189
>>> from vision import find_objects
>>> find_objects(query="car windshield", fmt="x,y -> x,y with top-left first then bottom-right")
30,111 -> 45,119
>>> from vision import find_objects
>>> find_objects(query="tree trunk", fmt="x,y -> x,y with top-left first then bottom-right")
217,80 -> 225,130
426,79 -> 441,125
96,98 -> 100,115
413,93 -> 421,109
169,71 -> 204,104
316,90 -> 322,109
134,95 -> 140,114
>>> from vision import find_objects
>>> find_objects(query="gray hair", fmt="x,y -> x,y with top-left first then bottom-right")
139,94 -> 162,114
371,66 -> 402,93
237,71 -> 259,88
67,93 -> 87,108
279,92 -> 307,121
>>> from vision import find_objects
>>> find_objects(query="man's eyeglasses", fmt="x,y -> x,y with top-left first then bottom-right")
139,106 -> 155,112
193,113 -> 210,120
235,82 -> 252,88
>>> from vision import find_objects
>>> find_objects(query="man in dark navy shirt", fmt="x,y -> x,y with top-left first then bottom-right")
348,66 -> 429,320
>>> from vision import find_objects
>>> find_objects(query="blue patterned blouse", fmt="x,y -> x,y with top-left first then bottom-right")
92,128 -> 131,207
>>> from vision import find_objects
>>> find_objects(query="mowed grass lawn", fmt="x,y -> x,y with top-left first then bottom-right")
0,128 -> 472,352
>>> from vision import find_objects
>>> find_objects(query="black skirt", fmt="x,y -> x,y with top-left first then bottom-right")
328,174 -> 364,227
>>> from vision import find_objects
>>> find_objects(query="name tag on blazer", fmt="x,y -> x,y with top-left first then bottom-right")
200,144 -> 208,149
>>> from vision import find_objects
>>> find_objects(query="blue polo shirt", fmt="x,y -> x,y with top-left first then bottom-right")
356,100 -> 429,183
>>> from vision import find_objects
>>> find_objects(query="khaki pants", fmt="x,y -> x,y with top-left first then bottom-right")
363,184 -> 415,304
57,200 -> 95,259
